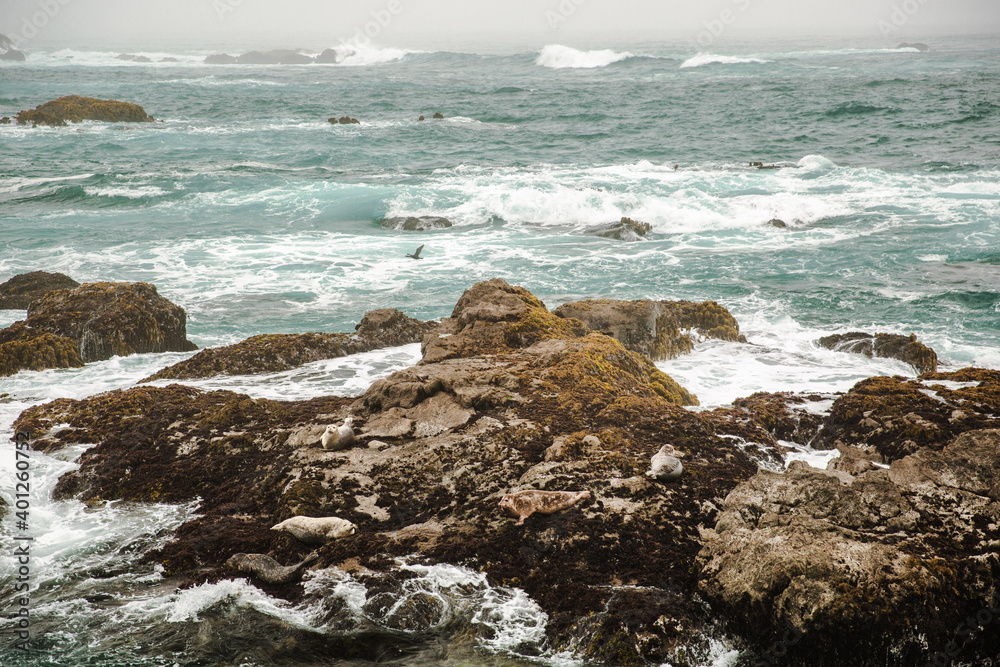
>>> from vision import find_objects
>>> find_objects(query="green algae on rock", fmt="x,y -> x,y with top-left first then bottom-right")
818,331 -> 939,374
15,95 -> 155,127
0,321 -> 84,377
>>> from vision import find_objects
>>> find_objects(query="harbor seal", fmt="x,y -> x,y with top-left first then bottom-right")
271,516 -> 357,544
646,444 -> 684,482
499,489 -> 592,526
322,416 -> 355,451
225,551 -> 319,585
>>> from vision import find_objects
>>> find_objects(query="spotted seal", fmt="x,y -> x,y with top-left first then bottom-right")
225,551 -> 319,585
271,516 -> 357,544
498,489 -> 591,526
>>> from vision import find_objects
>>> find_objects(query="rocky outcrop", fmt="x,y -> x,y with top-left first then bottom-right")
698,428 -> 1000,666
204,53 -> 238,64
16,95 -> 154,127
140,308 -> 435,382
314,48 -> 343,64
0,271 -> 80,309
553,298 -> 746,361
585,217 -> 652,241
236,50 -> 314,65
16,279 -> 796,665
813,368 -> 1000,461
117,53 -> 151,62
328,116 -> 360,125
0,33 -> 25,61
378,216 -> 453,231
23,281 -> 196,363
818,331 -> 938,374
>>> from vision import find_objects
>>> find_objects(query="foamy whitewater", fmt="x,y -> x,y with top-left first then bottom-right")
2,34 -> 999,666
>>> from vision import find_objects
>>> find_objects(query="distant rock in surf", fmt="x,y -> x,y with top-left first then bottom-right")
433,112 -> 444,119
378,216 -> 453,231
897,42 -> 930,51
236,50 -> 314,65
314,48 -> 344,64
117,53 -> 151,63
329,116 -> 360,125
204,53 -> 238,64
768,218 -> 788,228
0,116 -> 10,124
0,33 -> 26,61
160,57 -> 178,63
15,95 -> 154,127
585,216 -> 651,241
817,331 -> 938,374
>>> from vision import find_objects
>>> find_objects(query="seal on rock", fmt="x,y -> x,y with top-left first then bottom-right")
646,444 -> 684,482
271,516 -> 357,544
225,551 -> 319,584
321,416 -> 355,451
499,489 -> 592,526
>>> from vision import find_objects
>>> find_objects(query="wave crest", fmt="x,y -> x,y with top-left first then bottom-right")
680,53 -> 768,69
536,44 -> 632,69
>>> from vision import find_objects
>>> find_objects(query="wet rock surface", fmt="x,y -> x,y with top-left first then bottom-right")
13,280 -> 1000,665
378,216 -> 454,231
585,216 -> 652,241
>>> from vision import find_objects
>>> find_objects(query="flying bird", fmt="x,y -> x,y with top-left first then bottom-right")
407,244 -> 425,259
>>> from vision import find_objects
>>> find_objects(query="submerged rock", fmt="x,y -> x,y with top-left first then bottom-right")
818,331 -> 938,374
378,216 -> 453,231
585,216 -> 652,241
554,297 -> 746,361
24,281 -> 196,363
0,271 -> 80,310
16,95 -> 154,126
140,308 -> 434,382
897,42 -> 930,51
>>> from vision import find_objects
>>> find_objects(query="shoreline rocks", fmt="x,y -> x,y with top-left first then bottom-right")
0,33 -> 26,61
0,271 -> 80,310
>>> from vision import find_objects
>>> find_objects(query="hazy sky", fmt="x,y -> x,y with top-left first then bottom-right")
2,0 -> 998,50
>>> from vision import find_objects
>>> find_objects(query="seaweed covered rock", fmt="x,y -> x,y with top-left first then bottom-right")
814,368 -> 1000,462
585,217 -> 652,241
698,429 -> 1000,666
0,322 -> 84,376
13,279 -> 795,664
141,308 -> 434,382
0,271 -> 79,309
818,331 -> 938,374
24,281 -> 196,363
16,95 -> 154,126
553,297 -> 746,361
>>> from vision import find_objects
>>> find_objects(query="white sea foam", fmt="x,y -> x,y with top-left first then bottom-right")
680,53 -> 769,68
536,44 -> 633,69
322,43 -> 414,66
84,185 -> 168,199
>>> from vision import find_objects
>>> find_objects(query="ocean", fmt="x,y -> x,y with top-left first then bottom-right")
1,34 -> 999,665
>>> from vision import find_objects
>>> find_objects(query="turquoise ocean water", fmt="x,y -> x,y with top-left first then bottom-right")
1,35 -> 999,666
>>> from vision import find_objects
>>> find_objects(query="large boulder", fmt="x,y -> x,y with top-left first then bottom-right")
818,331 -> 938,374
15,279 -> 795,665
141,308 -> 435,382
16,95 -> 154,127
585,217 -> 652,241
24,281 -> 196,363
0,33 -> 25,61
698,429 -> 1000,666
554,298 -> 746,361
0,271 -> 80,310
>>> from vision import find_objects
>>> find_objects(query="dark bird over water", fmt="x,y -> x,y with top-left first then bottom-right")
407,244 -> 425,259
